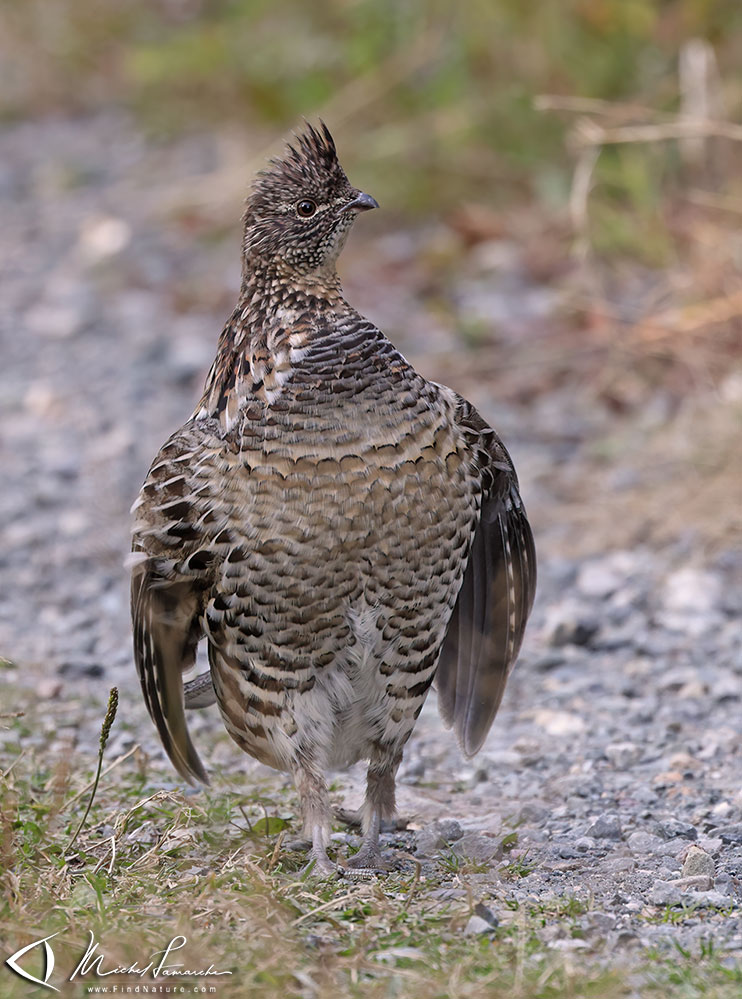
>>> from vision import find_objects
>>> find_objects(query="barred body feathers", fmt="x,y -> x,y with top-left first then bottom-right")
131,123 -> 536,874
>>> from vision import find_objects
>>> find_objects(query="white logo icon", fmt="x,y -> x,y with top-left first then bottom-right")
5,933 -> 60,991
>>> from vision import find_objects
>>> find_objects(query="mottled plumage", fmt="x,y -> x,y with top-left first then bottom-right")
131,123 -> 536,874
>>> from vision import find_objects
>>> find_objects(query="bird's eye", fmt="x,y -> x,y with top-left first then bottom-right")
296,199 -> 317,218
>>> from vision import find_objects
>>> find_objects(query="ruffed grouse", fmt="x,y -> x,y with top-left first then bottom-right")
131,123 -> 536,875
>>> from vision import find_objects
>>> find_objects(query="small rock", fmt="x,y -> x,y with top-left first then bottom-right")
581,911 -> 616,934
591,628 -> 635,652
668,875 -> 713,891
516,802 -> 549,824
599,857 -> 635,874
464,915 -> 497,936
285,838 -> 312,852
715,823 -> 742,844
658,568 -> 723,635
469,767 -> 489,787
659,818 -> 697,841
714,873 -> 734,894
543,599 -> 600,648
688,889 -> 733,909
473,902 -> 499,928
549,938 -> 591,951
650,880 -> 682,906
513,738 -> 545,765
451,832 -> 500,864
627,831 -> 664,855
37,678 -> 63,699
586,813 -> 623,840
428,887 -> 469,901
373,946 -> 426,964
609,930 -> 640,949
558,846 -> 581,859
532,652 -> 567,672
677,680 -> 706,699
549,617 -> 600,648
78,214 -> 131,262
415,819 -> 464,856
682,846 -> 716,878
58,661 -> 105,678
658,856 -> 682,876
25,302 -> 85,339
533,709 -> 586,736
604,742 -> 642,769
713,677 -> 741,703
574,837 -> 596,852
437,819 -> 464,842
663,568 -> 721,615
711,800 -> 733,819
576,560 -> 623,599
401,759 -> 425,780
697,836 -> 723,856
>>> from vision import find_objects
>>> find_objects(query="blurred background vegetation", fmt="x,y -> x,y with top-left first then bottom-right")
2,0 -> 741,553
4,0 -> 742,257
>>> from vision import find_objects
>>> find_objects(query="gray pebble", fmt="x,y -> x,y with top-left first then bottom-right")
697,836 -> 723,856
662,568 -> 721,615
451,832 -> 500,864
415,818 -> 464,856
574,837 -> 597,852
437,819 -> 464,842
586,813 -> 623,840
428,887 -> 469,901
58,660 -> 105,678
667,875 -> 713,891
532,652 -> 567,672
604,742 -> 642,769
576,559 -> 624,599
464,915 -> 497,936
715,823 -> 742,844
516,801 -> 549,824
581,911 -> 617,934
681,846 -> 715,878
550,617 -> 600,648
649,880 -> 682,906
473,902 -> 499,927
599,857 -> 636,874
687,889 -> 733,909
627,831 -> 665,855
659,818 -> 698,841
401,759 -> 425,779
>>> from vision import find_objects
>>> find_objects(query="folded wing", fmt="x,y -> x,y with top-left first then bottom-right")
130,424 -> 219,785
436,399 -> 537,756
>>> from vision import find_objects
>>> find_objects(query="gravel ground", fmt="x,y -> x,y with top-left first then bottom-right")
1,114 -> 740,969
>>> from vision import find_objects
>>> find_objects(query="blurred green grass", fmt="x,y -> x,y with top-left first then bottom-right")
3,0 -> 742,258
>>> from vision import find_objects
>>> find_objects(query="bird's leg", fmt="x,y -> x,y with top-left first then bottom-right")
333,805 -> 410,832
293,762 -> 336,876
346,747 -> 402,872
333,805 -> 363,828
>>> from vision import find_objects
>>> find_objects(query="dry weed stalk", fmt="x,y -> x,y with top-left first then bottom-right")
65,687 -> 118,851
536,40 -> 738,247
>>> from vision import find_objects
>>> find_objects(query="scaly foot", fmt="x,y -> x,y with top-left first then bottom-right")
344,844 -> 388,875
302,849 -> 342,878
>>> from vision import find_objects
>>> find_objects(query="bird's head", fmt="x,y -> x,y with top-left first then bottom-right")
242,122 -> 377,281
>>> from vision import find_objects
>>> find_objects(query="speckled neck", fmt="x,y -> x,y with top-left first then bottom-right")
239,260 -> 345,317
197,265 -> 358,429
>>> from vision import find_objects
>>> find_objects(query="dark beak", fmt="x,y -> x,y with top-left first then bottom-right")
342,191 -> 379,213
